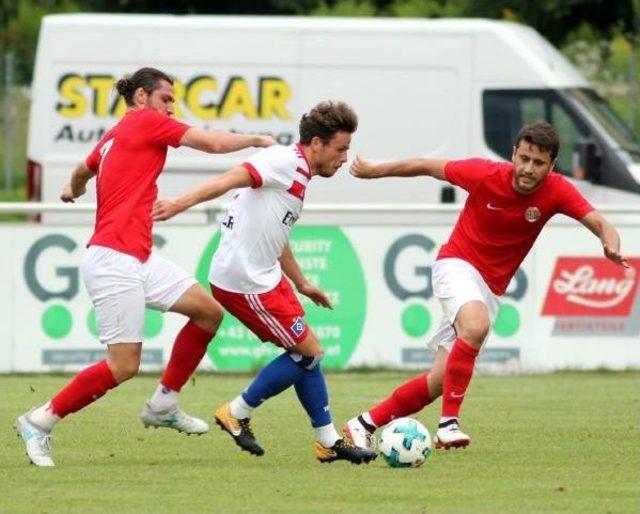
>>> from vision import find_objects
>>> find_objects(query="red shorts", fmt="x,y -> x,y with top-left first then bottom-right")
211,277 -> 309,349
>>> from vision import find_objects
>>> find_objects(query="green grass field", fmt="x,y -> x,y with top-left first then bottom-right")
1,371 -> 639,514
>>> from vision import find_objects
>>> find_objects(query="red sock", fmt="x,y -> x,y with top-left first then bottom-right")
441,337 -> 479,418
369,373 -> 432,427
50,360 -> 118,418
160,321 -> 214,392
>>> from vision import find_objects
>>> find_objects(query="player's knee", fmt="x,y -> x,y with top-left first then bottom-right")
289,351 -> 324,370
111,359 -> 140,383
459,319 -> 490,346
207,302 -> 224,329
193,300 -> 224,333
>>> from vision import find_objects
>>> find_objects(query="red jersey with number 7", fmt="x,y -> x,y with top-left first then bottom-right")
437,158 -> 594,295
84,109 -> 190,262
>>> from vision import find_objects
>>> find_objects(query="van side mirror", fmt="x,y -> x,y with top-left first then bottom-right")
572,140 -> 600,183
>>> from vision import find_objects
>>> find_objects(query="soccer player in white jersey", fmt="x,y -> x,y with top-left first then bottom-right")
152,101 -> 376,464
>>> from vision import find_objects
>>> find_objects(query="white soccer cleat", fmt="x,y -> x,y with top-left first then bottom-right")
342,417 -> 377,450
14,412 -> 55,467
140,402 -> 210,435
434,422 -> 471,450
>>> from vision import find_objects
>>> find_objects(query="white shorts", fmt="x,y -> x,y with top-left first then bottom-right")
81,245 -> 197,345
427,258 -> 500,352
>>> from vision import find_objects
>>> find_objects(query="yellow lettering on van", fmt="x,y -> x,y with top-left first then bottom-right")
219,77 -> 258,120
185,76 -> 218,120
57,74 -> 88,118
110,95 -> 127,118
172,80 -> 185,119
259,78 -> 292,120
87,76 -> 115,118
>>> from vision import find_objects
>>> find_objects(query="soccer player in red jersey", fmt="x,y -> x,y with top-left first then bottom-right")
343,122 -> 628,450
15,67 -> 276,467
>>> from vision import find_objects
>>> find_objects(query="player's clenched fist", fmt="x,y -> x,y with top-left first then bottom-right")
350,155 -> 380,179
60,182 -> 85,202
60,183 -> 76,203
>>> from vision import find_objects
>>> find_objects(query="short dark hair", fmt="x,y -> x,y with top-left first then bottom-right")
115,67 -> 173,106
299,101 -> 358,144
514,122 -> 560,160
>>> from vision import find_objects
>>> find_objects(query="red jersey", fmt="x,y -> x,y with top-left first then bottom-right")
437,158 -> 594,295
85,109 -> 189,261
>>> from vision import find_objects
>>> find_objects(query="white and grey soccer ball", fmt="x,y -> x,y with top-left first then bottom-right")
379,417 -> 433,468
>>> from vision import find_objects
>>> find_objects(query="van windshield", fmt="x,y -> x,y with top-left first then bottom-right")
568,88 -> 640,158
482,89 -> 589,175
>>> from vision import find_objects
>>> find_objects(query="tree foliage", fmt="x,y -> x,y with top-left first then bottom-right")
0,0 -> 637,129
2,0 -> 638,48
1,1 -> 83,84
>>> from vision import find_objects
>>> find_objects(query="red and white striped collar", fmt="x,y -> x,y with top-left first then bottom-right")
295,142 -> 312,178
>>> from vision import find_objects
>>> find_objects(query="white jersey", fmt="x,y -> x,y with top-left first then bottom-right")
208,143 -> 311,293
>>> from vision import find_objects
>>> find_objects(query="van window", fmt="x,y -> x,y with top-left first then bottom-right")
568,88 -> 640,163
483,90 -> 588,176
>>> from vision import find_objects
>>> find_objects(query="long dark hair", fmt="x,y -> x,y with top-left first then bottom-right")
115,67 -> 173,106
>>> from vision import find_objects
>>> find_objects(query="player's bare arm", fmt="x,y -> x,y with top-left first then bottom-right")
579,211 -> 629,267
350,155 -> 449,181
152,166 -> 254,221
61,161 -> 96,203
180,128 -> 276,154
279,244 -> 333,309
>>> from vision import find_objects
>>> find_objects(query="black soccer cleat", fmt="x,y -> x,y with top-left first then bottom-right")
214,403 -> 264,456
315,438 -> 377,464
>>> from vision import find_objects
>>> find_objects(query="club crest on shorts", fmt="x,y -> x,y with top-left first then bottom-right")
290,316 -> 306,337
524,206 -> 541,223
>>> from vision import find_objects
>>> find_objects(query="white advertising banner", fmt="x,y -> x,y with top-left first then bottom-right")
1,221 -> 638,373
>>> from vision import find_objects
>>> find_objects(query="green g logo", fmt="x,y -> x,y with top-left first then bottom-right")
196,226 -> 366,371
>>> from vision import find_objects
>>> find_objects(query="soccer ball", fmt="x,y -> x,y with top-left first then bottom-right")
379,417 -> 432,468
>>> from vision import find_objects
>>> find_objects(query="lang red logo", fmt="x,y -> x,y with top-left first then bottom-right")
542,257 -> 640,337
542,257 -> 640,317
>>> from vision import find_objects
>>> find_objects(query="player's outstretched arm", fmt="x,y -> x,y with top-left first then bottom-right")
580,211 -> 629,268
279,244 -> 332,309
152,166 -> 254,221
350,155 -> 449,181
180,128 -> 276,154
60,162 -> 96,203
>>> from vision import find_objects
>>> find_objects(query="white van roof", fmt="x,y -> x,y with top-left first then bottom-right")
40,14 -> 587,88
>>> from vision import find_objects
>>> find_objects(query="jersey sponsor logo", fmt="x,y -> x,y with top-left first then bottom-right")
541,257 -> 640,337
290,316 -> 306,337
486,202 -> 504,211
221,215 -> 235,230
524,206 -> 541,222
282,211 -> 298,227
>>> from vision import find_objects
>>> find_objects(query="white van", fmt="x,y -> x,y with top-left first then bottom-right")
27,14 -> 640,219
